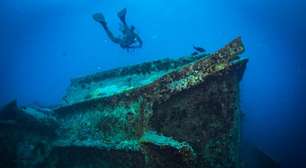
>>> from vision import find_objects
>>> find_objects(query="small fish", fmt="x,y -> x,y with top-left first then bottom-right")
191,51 -> 199,56
193,46 -> 206,53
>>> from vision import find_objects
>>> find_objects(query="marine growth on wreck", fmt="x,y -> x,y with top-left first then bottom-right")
1,37 -> 256,168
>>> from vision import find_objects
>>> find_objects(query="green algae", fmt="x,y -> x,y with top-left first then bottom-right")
64,71 -> 170,104
140,131 -> 195,154
57,101 -> 143,149
140,131 -> 182,148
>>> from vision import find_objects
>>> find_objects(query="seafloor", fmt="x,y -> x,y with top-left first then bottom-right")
0,37 -> 279,168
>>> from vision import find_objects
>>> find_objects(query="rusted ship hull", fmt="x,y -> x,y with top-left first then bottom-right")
0,37 -> 258,168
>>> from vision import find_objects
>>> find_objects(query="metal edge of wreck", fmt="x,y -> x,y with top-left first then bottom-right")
54,37 -> 248,117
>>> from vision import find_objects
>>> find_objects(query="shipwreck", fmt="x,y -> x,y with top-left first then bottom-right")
0,37 -> 279,168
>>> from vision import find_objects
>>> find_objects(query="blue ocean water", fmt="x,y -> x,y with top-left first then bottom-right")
0,0 -> 305,167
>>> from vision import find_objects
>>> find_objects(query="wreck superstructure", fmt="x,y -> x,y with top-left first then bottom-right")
0,37 -> 259,168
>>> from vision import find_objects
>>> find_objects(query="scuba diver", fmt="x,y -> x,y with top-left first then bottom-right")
93,8 -> 143,50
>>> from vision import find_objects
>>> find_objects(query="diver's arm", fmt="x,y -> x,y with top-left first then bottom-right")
134,34 -> 143,48
128,40 -> 142,49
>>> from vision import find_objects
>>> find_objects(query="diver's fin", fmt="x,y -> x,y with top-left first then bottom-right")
117,8 -> 127,22
93,13 -> 106,24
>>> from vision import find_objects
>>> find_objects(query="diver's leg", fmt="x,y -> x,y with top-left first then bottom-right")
93,13 -> 121,44
102,24 -> 122,44
117,8 -> 128,26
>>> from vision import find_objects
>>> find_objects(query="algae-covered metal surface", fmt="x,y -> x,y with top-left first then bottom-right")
62,55 -> 204,105
0,37 -> 258,168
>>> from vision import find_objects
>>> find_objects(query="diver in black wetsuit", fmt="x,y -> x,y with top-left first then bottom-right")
93,8 -> 143,50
